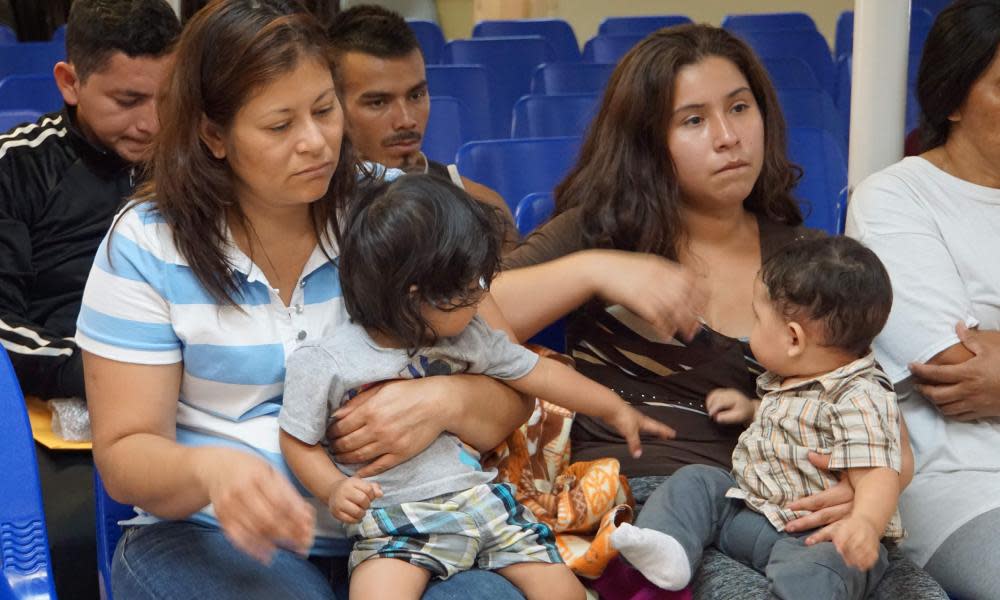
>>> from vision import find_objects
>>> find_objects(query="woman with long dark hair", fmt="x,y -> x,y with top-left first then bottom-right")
847,2 -> 1000,598
77,1 -> 529,598
494,24 -> 941,597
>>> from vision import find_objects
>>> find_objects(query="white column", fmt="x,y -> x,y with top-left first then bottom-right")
847,0 -> 910,191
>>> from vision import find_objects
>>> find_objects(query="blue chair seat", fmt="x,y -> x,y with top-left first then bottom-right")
597,15 -> 692,37
0,348 -> 58,599
455,136 -> 580,212
0,75 -> 62,113
583,34 -> 644,64
513,192 -> 565,352
94,470 -> 134,600
787,127 -> 848,235
511,93 -> 598,138
722,12 -> 818,33
530,62 -> 614,95
443,36 -> 555,138
776,88 -> 847,155
425,65 -> 492,141
0,110 -> 42,133
423,95 -> 465,165
0,42 -> 65,80
473,19 -> 580,62
406,19 -> 445,64
761,57 -> 822,90
735,30 -> 836,97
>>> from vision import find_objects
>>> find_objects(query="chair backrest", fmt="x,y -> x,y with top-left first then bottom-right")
0,24 -> 16,44
583,34 -> 645,64
423,95 -> 465,165
787,127 -> 848,235
94,469 -> 134,600
51,25 -> 66,43
514,191 -> 554,236
735,29 -> 836,96
443,36 -> 555,138
913,0 -> 950,17
761,57 -> 822,90
721,12 -> 818,33
0,42 -> 65,80
0,348 -> 57,600
473,19 -> 580,62
530,62 -> 614,95
406,19 -> 445,64
425,65 -> 492,141
775,88 -> 847,154
511,93 -> 598,138
455,136 -> 581,212
597,15 -> 692,36
0,75 -> 62,113
834,8 -> 934,61
0,110 -> 42,133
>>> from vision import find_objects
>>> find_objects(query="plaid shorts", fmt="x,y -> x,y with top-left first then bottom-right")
347,482 -> 562,579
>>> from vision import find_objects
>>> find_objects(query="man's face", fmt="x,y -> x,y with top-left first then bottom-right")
338,49 -> 430,169
71,51 -> 173,163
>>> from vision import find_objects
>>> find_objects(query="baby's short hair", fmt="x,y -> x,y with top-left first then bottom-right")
760,236 -> 893,356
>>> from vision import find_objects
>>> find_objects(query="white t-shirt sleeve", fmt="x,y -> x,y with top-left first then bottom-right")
846,169 -> 974,382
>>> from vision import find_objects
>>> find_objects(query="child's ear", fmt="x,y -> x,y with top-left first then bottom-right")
786,321 -> 806,358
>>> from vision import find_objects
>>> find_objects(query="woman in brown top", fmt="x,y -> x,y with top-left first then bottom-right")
491,25 -> 942,599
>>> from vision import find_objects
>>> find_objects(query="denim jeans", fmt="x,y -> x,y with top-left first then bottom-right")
113,520 -> 525,599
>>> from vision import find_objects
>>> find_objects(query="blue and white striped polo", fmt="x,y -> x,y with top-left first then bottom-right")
76,201 -> 353,556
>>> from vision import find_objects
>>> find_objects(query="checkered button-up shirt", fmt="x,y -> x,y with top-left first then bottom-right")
726,352 -> 904,539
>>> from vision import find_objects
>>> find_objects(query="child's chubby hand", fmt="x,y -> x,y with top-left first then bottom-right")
805,514 -> 882,571
706,388 -> 757,425
602,403 -> 676,459
327,476 -> 383,524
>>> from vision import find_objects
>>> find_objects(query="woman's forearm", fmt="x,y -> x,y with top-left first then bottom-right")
491,251 -> 600,342
443,373 -> 534,452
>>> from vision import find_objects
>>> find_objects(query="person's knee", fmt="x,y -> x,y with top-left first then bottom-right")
766,538 -> 880,600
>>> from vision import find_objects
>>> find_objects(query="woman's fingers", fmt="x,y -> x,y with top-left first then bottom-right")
334,440 -> 382,465
354,452 -> 402,478
327,426 -> 376,455
785,503 -> 852,533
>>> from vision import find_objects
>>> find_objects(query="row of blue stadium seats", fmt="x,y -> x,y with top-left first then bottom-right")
0,23 -> 66,45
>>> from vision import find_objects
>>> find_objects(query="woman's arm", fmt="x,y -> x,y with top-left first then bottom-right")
85,352 -> 315,562
909,323 -> 1000,420
492,249 -> 703,343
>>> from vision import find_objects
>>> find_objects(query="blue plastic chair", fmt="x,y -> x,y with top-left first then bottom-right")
0,348 -> 58,599
455,136 -> 581,212
761,57 -> 822,90
406,19 -> 445,64
597,15 -> 692,36
511,93 -> 598,138
583,34 -> 644,64
0,42 -> 65,80
0,24 -> 16,44
0,110 -> 42,133
51,25 -> 66,43
834,9 -> 933,61
735,29 -> 836,97
721,12 -> 818,32
473,19 -> 580,62
443,36 -> 555,138
776,88 -> 847,156
0,75 -> 62,112
425,65 -> 492,141
94,470 -> 133,600
423,96 -> 465,165
529,62 -> 614,95
787,127 -> 848,235
512,192 -> 566,352
913,0 -> 950,17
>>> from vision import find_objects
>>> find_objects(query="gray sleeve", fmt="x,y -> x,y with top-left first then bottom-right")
460,316 -> 539,380
278,344 -> 343,445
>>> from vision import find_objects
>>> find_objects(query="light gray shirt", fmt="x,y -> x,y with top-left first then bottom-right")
280,315 -> 539,507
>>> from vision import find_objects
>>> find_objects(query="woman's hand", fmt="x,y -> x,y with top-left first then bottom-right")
805,515 -> 882,571
589,250 -> 706,342
784,452 -> 855,533
198,447 -> 316,564
706,388 -> 757,425
327,378 -> 449,477
910,322 -> 1000,421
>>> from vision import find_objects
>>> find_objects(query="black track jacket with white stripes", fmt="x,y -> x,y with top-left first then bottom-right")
0,107 -> 134,399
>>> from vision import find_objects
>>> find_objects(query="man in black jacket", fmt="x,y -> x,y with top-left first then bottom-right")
0,1 -> 179,597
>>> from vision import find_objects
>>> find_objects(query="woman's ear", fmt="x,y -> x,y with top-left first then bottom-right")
52,61 -> 80,106
786,321 -> 807,358
199,115 -> 227,160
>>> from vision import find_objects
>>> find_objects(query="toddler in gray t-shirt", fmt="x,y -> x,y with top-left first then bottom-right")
278,175 -> 674,600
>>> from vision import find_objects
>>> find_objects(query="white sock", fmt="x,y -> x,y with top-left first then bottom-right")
610,522 -> 692,591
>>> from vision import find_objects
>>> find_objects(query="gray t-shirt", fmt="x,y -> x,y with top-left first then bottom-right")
280,315 -> 539,507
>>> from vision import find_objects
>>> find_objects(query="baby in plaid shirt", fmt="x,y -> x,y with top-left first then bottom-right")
611,236 -> 909,600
